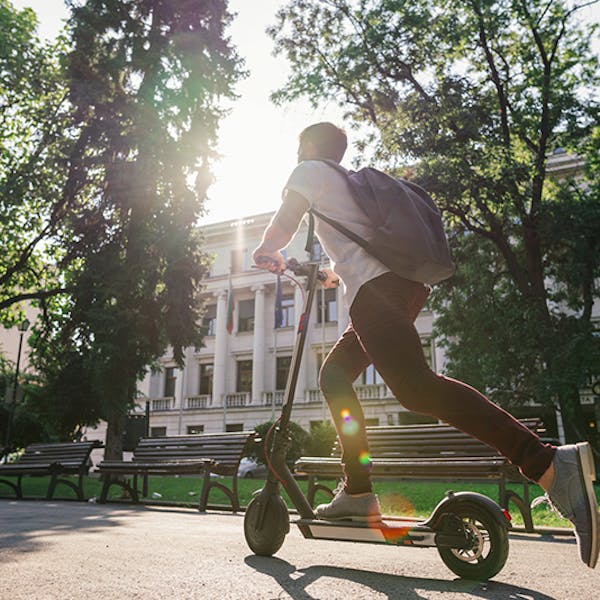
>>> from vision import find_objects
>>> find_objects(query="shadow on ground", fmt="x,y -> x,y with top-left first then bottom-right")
0,500 -> 141,558
245,555 -> 557,600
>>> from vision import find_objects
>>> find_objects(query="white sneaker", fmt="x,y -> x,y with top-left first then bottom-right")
315,489 -> 382,522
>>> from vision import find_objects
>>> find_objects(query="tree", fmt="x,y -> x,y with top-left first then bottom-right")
31,0 -> 244,459
0,0 -> 72,322
269,0 -> 600,443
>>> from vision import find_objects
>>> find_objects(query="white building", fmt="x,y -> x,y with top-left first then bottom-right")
142,212 -> 443,437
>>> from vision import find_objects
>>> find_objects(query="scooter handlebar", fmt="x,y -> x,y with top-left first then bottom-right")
253,256 -> 327,281
285,258 -> 328,281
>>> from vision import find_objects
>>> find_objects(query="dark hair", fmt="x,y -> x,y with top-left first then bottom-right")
299,122 -> 347,162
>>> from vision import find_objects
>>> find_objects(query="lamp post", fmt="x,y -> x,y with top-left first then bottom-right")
3,318 -> 30,454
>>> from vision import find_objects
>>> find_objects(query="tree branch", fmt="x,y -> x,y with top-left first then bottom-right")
0,287 -> 71,312
468,0 -> 511,146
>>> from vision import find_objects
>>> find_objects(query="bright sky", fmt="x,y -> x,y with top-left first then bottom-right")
10,0 -> 600,226
11,0 -> 349,226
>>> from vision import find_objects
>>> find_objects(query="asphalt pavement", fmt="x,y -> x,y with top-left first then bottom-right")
0,499 -> 597,599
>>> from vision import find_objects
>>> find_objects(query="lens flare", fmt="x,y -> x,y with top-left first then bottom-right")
359,451 -> 371,466
340,408 -> 351,420
342,420 -> 359,435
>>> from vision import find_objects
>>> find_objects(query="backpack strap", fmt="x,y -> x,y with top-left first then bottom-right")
304,211 -> 315,254
308,207 -> 371,251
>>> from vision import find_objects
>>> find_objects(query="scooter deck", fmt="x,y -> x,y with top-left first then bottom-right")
294,517 -> 437,547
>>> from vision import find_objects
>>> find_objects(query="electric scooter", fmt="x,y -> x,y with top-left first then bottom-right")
244,259 -> 511,581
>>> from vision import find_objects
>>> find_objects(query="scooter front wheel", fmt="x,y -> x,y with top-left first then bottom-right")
244,493 -> 290,556
437,503 -> 509,580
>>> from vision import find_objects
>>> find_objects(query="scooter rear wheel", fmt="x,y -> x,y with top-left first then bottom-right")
437,503 -> 509,580
244,494 -> 290,556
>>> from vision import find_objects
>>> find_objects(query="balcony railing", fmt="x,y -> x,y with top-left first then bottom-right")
150,397 -> 175,411
186,395 -> 211,409
262,391 -> 285,407
225,392 -> 251,408
354,383 -> 393,400
306,389 -> 324,404
306,384 -> 393,404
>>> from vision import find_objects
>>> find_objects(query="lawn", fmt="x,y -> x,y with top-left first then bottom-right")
2,472 -> 594,529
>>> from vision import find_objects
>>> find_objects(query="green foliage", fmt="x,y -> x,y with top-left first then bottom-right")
304,420 -> 337,456
270,0 -> 600,442
25,0 -> 244,457
249,420 -> 310,467
0,0 -> 72,323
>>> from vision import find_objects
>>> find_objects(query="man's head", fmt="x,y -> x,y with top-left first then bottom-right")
298,122 -> 347,163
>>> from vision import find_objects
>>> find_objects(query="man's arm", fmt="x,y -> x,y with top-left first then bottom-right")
252,190 -> 310,271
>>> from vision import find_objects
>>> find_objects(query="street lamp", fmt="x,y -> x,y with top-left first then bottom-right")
3,318 -> 30,454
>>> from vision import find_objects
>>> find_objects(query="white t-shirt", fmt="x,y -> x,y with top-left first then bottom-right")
284,160 -> 390,308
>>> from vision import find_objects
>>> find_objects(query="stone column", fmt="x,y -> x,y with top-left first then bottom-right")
251,285 -> 266,406
176,346 -> 193,435
337,284 -> 349,337
212,289 -> 229,409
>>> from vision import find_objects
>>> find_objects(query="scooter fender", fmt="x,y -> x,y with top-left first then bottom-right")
424,490 -> 512,531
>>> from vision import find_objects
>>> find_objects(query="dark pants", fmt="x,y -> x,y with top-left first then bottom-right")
319,272 -> 556,494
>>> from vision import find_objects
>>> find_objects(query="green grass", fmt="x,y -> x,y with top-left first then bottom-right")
2,472 -> 595,529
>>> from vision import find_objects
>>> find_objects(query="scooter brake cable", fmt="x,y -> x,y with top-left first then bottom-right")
281,271 -> 307,304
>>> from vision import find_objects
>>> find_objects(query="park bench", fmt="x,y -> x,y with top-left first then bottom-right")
96,431 -> 256,511
295,418 -> 548,532
0,440 -> 102,501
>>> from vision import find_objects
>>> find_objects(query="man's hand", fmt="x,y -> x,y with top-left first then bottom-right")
252,248 -> 286,274
320,268 -> 340,289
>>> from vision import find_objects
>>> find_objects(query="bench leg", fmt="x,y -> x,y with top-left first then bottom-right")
0,477 -> 22,499
231,473 -> 240,512
499,479 -> 535,533
99,475 -> 139,504
306,476 -> 335,507
46,473 -> 58,500
198,469 -> 212,512
198,469 -> 239,512
99,476 -> 112,503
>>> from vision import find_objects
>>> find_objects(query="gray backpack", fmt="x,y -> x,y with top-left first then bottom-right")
307,161 -> 455,285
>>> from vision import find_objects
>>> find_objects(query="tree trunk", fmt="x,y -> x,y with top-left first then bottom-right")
104,409 -> 126,461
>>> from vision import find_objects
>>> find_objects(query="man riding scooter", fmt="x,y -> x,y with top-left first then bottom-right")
253,121 -> 599,569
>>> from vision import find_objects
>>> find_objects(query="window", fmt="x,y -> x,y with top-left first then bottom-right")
316,288 -> 337,323
201,304 -> 217,336
199,363 -> 214,395
150,426 -> 167,437
277,296 -> 295,328
164,367 -> 176,397
276,356 -> 292,390
187,425 -> 204,434
359,364 -> 384,386
237,359 -> 253,393
238,299 -> 254,332
226,423 -> 244,432
365,418 -> 379,427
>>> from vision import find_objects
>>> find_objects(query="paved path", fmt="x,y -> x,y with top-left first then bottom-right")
0,500 -> 596,599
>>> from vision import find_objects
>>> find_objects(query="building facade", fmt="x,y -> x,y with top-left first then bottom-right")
143,212 -> 444,436
83,151 -> 598,445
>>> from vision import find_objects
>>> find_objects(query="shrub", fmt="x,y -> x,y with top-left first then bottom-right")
305,420 -> 337,456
